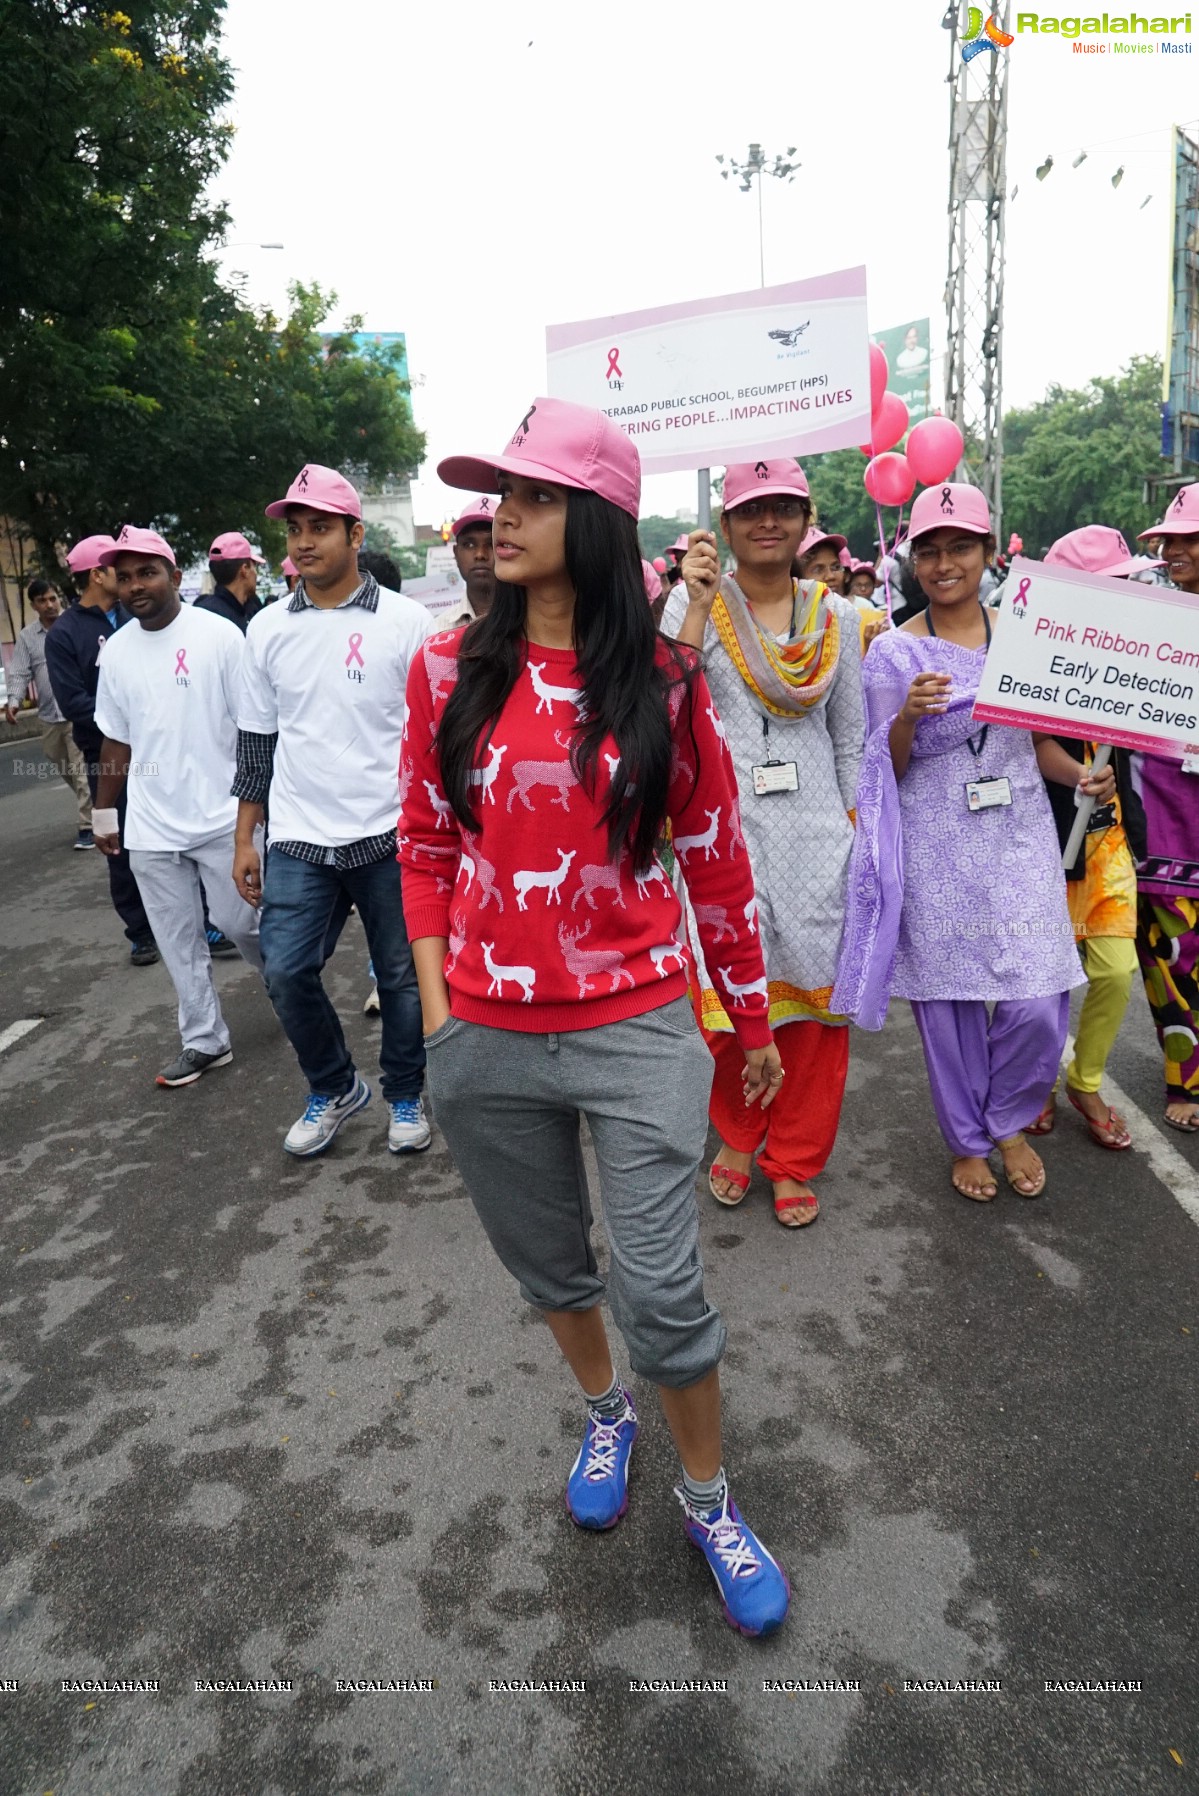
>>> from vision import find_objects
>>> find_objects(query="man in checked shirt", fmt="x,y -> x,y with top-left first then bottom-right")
231,465 -> 437,1158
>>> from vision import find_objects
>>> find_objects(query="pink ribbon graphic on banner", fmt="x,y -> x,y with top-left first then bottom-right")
1012,577 -> 1031,615
174,649 -> 189,675
345,633 -> 365,669
606,347 -> 622,379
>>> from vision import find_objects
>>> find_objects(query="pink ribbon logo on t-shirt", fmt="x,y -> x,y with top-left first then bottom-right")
174,648 -> 189,676
346,633 -> 365,669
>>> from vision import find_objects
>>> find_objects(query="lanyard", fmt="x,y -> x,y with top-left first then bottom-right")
924,602 -> 991,758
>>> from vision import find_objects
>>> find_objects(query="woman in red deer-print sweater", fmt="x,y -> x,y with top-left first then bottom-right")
398,397 -> 790,1638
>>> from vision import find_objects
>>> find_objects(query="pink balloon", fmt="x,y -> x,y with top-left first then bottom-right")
864,453 -> 916,508
652,556 -> 667,572
905,415 -> 965,487
869,342 -> 889,414
868,390 -> 909,452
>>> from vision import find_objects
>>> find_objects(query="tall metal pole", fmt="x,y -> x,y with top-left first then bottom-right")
757,169 -> 765,288
944,4 -> 1009,543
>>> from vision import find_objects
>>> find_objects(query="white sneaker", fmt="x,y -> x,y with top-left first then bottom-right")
363,984 -> 381,1016
283,1076 -> 371,1157
387,1097 -> 431,1155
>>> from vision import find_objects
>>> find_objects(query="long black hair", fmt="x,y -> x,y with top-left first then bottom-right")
437,487 -> 698,874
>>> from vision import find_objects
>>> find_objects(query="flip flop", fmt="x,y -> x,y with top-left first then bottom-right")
709,1162 -> 750,1206
996,1136 -> 1047,1199
1066,1087 -> 1131,1150
1163,1105 -> 1199,1134
773,1187 -> 819,1228
1024,1092 -> 1056,1137
951,1158 -> 997,1202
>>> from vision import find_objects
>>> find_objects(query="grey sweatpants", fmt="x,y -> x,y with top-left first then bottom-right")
129,829 -> 263,1056
425,997 -> 725,1389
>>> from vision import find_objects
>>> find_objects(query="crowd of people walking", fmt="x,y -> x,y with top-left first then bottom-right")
9,396 -> 1199,1640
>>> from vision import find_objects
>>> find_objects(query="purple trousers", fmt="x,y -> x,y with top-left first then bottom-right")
911,994 -> 1071,1158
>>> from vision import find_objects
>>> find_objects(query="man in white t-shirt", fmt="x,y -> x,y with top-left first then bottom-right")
231,464 -> 437,1159
92,527 -> 265,1087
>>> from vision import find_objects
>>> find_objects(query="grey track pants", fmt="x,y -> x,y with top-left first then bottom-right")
129,829 -> 263,1056
425,996 -> 725,1389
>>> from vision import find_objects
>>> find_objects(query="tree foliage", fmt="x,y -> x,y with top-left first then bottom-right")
803,450 -> 881,557
1000,355 -> 1161,554
0,2 -> 424,575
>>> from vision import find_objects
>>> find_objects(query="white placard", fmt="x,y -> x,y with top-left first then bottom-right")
973,558 -> 1199,757
546,268 -> 870,474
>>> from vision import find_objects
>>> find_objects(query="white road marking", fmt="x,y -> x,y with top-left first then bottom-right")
1063,1031 -> 1199,1231
0,1017 -> 43,1054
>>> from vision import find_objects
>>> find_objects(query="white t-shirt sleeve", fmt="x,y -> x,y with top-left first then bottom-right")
94,654 -> 130,745
237,616 -> 279,734
218,626 -> 247,724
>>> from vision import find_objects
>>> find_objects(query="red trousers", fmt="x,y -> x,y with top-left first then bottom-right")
706,1020 -> 849,1183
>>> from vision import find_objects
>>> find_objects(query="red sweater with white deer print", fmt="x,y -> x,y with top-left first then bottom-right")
399,629 -> 772,1049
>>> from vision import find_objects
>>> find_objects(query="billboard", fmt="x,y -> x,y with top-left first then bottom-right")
873,317 -> 932,425
1162,126 -> 1199,471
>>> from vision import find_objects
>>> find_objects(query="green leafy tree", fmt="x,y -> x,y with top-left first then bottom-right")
1000,355 -> 1161,554
803,449 -> 880,557
0,5 -> 424,574
637,514 -> 690,560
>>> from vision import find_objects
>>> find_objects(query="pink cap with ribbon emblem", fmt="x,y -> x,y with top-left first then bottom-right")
797,526 -> 848,558
908,482 -> 991,540
1046,525 -> 1162,580
451,496 -> 499,537
99,525 -> 177,568
438,398 -> 641,520
66,534 -> 118,575
1138,481 -> 1199,540
265,464 -> 363,521
722,460 -> 810,511
209,531 -> 266,565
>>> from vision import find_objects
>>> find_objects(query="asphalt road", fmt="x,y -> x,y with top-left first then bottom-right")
1,738 -> 1196,1796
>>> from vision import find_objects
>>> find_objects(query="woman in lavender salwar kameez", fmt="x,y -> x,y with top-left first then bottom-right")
833,484 -> 1115,1201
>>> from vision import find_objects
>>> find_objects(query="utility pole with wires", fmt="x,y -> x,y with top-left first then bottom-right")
943,3 -> 1010,542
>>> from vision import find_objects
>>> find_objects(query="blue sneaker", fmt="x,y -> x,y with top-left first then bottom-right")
566,1392 -> 638,1530
283,1076 -> 371,1157
387,1097 -> 431,1154
677,1485 -> 790,1637
206,926 -> 237,958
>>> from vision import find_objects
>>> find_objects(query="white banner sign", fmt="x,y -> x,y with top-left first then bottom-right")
546,267 -> 870,475
973,557 -> 1199,757
404,571 -> 464,618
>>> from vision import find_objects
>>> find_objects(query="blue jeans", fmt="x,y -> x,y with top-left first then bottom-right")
259,849 -> 424,1103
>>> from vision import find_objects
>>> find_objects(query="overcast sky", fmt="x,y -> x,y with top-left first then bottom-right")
213,0 -> 1197,528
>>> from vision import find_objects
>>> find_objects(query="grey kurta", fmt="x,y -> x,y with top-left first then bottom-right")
662,579 -> 865,1027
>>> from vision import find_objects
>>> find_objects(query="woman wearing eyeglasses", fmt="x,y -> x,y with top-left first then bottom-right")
833,485 -> 1112,1202
664,461 -> 865,1228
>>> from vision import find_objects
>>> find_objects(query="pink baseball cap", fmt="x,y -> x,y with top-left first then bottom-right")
439,397 -> 641,520
908,482 -> 991,540
281,557 -> 299,578
641,558 -> 663,603
722,459 -> 810,511
851,559 -> 877,578
209,531 -> 266,565
669,534 -> 690,558
451,496 -> 499,537
99,525 -> 177,568
66,534 -> 118,575
1046,525 -> 1162,580
265,464 -> 363,521
1138,481 -> 1199,540
797,526 -> 847,559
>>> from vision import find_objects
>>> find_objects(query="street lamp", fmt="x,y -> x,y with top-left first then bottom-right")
715,144 -> 800,287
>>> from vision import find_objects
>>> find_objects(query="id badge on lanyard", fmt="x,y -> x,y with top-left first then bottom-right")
751,713 -> 798,796
963,724 -> 1011,812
